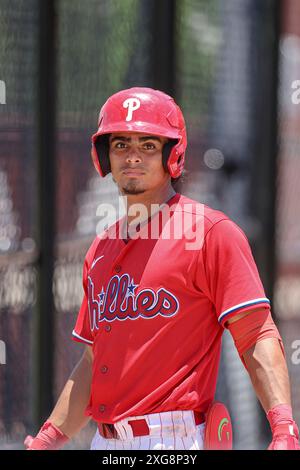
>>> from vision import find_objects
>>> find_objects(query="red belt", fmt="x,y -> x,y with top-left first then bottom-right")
98,411 -> 205,440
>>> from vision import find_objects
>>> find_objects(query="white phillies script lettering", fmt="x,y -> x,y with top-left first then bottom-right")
87,273 -> 179,329
123,98 -> 141,121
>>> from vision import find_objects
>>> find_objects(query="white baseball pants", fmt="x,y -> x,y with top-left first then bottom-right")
90,410 -> 205,450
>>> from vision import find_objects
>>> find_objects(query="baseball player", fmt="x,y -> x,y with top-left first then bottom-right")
25,87 -> 300,450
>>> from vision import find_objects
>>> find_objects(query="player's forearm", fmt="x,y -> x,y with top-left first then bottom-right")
48,352 -> 92,438
242,337 -> 291,412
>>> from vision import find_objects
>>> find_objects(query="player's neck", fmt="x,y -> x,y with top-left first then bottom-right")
123,185 -> 176,225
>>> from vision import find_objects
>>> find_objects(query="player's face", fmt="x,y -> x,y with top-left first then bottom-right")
109,132 -> 169,195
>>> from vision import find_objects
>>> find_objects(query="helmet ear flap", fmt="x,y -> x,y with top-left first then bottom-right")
163,139 -> 184,178
94,134 -> 111,176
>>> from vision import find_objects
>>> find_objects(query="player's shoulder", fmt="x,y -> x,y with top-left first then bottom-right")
83,235 -> 103,266
84,219 -> 120,265
176,193 -> 250,244
176,193 -> 232,233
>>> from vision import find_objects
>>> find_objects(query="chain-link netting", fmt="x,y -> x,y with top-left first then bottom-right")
1,0 -> 298,451
275,4 -> 300,431
0,0 -> 39,448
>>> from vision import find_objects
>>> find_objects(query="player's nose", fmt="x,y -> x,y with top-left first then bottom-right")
126,148 -> 142,164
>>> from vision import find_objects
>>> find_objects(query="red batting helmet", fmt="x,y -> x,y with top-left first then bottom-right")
91,87 -> 187,179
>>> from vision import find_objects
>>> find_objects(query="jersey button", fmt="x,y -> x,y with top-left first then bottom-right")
104,325 -> 111,332
115,264 -> 122,273
99,404 -> 106,413
101,365 -> 108,374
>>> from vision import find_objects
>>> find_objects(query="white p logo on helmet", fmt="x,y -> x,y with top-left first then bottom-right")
123,98 -> 141,122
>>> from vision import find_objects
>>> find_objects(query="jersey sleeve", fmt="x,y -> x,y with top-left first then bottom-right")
72,257 -> 94,345
201,219 -> 270,328
72,236 -> 103,345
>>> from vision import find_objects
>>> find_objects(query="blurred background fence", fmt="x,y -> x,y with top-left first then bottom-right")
0,0 -> 299,449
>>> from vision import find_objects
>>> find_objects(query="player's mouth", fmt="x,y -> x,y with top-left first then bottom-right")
122,169 -> 145,177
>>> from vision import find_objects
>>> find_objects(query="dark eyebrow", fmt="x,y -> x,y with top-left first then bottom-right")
109,136 -> 130,143
109,135 -> 163,144
139,136 -> 163,142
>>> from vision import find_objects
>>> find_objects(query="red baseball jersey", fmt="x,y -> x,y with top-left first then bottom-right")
72,193 -> 270,424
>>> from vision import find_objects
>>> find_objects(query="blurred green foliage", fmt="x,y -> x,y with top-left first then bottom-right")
0,0 -> 220,131
177,0 -> 220,131
0,0 -> 38,121
57,0 -> 139,127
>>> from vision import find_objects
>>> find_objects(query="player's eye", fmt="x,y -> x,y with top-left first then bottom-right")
143,142 -> 156,150
114,142 -> 127,149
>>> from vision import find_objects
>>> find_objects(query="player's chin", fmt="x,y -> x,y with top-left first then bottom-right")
122,185 -> 147,195
118,175 -> 146,193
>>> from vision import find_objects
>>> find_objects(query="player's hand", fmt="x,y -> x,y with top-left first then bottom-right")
267,404 -> 300,451
268,421 -> 300,450
24,421 -> 69,450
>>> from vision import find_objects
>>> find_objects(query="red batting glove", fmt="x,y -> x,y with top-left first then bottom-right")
24,421 -> 69,450
267,404 -> 300,450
